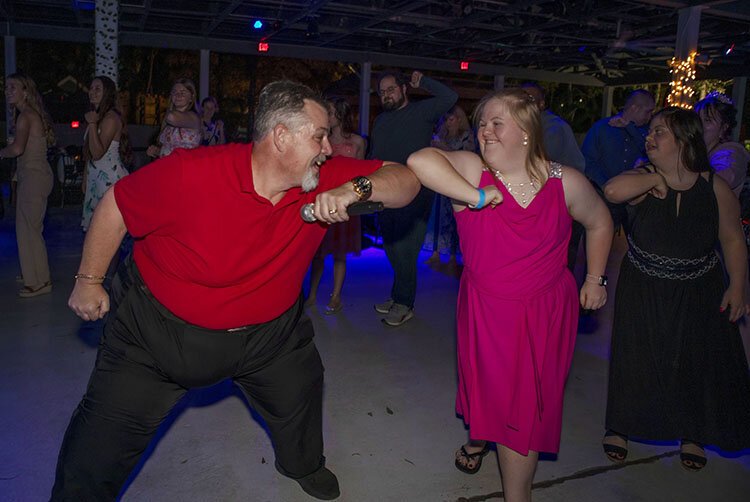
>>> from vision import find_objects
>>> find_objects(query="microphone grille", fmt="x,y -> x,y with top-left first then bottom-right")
300,203 -> 316,222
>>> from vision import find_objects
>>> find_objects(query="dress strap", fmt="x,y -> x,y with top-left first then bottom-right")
548,161 -> 563,179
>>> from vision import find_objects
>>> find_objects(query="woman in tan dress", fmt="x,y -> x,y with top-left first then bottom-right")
0,73 -> 56,297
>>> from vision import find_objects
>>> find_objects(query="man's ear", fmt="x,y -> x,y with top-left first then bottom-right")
272,123 -> 288,152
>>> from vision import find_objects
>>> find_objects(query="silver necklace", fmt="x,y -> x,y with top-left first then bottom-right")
488,168 -> 538,206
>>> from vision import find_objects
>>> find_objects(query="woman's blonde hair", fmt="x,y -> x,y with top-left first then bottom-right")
473,88 -> 548,184
437,105 -> 471,141
7,73 -> 56,147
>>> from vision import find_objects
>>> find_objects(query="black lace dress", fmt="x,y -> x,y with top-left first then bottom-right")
606,172 -> 750,450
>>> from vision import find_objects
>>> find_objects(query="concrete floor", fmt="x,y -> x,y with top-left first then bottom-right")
1,204 -> 749,502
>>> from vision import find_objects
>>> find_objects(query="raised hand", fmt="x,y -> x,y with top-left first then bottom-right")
409,71 -> 424,89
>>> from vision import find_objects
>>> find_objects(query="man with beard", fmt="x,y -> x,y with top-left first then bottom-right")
52,80 -> 421,501
369,70 -> 457,326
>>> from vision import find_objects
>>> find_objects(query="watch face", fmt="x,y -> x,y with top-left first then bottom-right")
600,276 -> 608,286
353,176 -> 372,200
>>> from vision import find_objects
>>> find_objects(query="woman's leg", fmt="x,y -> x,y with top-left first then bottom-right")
16,176 -> 51,288
326,253 -> 346,313
306,255 -> 325,306
497,444 -> 538,502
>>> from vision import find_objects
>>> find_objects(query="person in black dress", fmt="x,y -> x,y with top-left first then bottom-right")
602,107 -> 750,471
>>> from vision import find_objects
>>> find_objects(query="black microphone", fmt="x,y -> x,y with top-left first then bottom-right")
300,201 -> 385,222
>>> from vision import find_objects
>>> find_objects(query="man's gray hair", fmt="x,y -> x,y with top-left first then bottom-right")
253,80 -> 328,140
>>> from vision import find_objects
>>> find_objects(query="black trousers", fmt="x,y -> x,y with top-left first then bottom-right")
51,258 -> 325,501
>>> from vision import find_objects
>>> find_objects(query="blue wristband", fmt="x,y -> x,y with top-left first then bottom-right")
473,188 -> 486,209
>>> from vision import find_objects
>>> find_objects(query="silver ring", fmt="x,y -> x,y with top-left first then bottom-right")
328,208 -> 338,215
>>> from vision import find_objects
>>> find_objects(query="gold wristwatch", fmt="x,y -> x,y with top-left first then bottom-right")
351,176 -> 372,201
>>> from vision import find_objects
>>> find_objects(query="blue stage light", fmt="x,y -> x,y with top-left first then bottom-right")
253,20 -> 263,30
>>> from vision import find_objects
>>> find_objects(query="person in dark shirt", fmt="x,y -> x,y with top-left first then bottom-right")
368,70 -> 457,326
582,89 -> 655,231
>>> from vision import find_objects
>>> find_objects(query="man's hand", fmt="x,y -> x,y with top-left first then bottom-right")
409,71 -> 424,89
313,183 -> 361,224
608,114 -> 628,128
69,282 -> 110,321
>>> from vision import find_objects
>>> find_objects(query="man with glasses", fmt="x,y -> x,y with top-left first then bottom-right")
582,89 -> 655,232
369,70 -> 457,326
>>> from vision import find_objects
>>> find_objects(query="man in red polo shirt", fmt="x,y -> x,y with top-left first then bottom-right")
52,80 -> 420,501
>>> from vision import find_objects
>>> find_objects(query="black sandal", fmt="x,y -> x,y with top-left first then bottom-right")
455,443 -> 490,474
603,430 -> 628,463
680,440 -> 707,472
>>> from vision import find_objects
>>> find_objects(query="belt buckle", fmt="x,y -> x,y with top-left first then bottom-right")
226,325 -> 249,333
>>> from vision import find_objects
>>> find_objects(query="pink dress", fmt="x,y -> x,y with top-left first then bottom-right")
316,140 -> 362,257
453,163 -> 578,455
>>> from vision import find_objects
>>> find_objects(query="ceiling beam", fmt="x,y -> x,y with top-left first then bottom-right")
137,0 -> 152,31
315,0 -> 432,48
203,0 -> 243,36
0,22 -> 605,86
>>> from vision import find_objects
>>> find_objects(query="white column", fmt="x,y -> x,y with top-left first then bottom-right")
4,35 -> 16,138
732,77 -> 746,142
359,61 -> 372,137
200,49 -> 210,102
494,75 -> 505,91
601,86 -> 614,118
676,7 -> 701,60
95,0 -> 119,84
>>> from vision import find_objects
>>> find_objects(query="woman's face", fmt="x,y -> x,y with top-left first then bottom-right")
445,114 -> 459,133
202,100 -> 217,119
645,115 -> 679,167
171,84 -> 193,111
89,79 -> 104,107
5,79 -> 25,106
476,99 -> 526,160
699,108 -> 727,147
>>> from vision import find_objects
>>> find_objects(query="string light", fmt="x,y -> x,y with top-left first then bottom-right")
666,51 -> 697,109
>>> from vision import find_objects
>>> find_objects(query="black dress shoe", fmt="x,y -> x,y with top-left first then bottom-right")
294,466 -> 340,500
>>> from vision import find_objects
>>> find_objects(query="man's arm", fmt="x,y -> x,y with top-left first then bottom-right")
68,187 -> 127,321
312,162 -> 421,223
412,72 -> 458,122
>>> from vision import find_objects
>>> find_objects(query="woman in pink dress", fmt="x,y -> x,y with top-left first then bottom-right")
146,78 -> 202,159
306,97 -> 366,313
407,88 -> 613,501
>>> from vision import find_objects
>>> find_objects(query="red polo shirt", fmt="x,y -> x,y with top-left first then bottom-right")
114,143 -> 381,329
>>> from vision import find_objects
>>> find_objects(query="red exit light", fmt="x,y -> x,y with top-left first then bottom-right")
258,42 -> 269,52
460,61 -> 469,71
70,121 -> 81,129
